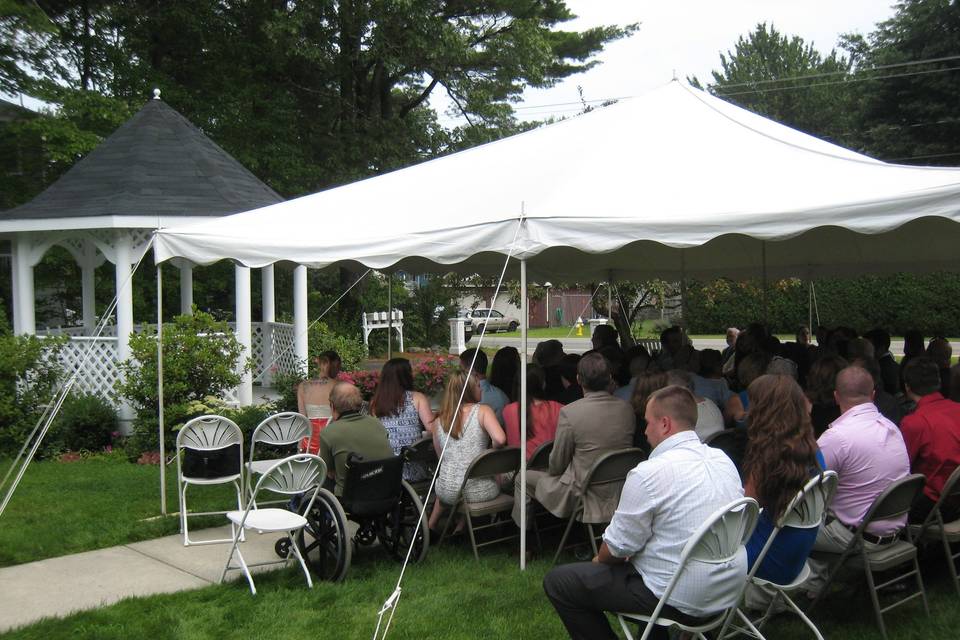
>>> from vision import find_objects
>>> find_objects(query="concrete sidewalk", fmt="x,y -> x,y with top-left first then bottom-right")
0,525 -> 289,633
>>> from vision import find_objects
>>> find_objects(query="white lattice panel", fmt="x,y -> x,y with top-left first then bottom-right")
251,323 -> 266,382
270,323 -> 298,376
57,338 -> 121,400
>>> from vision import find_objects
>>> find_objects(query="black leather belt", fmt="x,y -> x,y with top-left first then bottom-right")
837,519 -> 899,545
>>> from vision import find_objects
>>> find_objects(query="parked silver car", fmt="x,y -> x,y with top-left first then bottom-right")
470,308 -> 519,334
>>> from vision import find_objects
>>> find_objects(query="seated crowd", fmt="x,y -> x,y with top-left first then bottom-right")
302,320 -> 960,639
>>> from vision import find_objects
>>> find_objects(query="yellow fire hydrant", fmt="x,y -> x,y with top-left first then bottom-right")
575,316 -> 584,336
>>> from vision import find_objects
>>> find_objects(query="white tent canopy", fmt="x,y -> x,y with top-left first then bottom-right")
152,80 -> 960,572
155,80 -> 960,279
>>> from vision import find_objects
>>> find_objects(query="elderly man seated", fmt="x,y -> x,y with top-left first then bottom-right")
319,382 -> 395,495
543,386 -> 746,640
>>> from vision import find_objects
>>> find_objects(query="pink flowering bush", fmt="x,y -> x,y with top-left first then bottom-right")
412,355 -> 460,396
337,370 -> 380,400
335,355 -> 459,400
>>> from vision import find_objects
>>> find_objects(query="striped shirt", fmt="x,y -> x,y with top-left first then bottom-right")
602,430 -> 746,617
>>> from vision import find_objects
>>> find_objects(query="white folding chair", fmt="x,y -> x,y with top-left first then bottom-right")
246,412 -> 311,504
718,471 -> 839,640
617,497 -> 760,640
220,454 -> 326,595
176,414 -> 245,546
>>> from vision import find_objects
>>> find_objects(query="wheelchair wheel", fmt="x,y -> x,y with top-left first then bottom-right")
275,537 -> 291,559
297,489 -> 351,582
378,480 -> 429,563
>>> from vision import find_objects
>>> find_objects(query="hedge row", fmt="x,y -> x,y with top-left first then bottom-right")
684,272 -> 960,336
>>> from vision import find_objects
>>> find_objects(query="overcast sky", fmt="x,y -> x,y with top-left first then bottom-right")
438,0 -> 899,124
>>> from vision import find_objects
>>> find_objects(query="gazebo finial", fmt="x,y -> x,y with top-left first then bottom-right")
153,87 -> 161,100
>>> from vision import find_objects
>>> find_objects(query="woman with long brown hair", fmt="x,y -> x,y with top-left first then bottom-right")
369,358 -> 437,481
427,370 -> 506,533
742,374 -> 824,585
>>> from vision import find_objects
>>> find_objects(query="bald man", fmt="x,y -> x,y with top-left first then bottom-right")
805,366 -> 910,594
319,382 -> 394,495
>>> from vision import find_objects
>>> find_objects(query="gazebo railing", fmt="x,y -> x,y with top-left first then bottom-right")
37,321 -> 298,408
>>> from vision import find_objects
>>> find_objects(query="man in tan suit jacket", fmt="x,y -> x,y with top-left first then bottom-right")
513,352 -> 636,526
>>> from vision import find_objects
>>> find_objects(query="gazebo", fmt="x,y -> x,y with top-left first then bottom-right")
0,90 -> 299,422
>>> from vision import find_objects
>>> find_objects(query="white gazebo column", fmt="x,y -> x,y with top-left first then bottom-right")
179,261 -> 194,316
13,234 -> 36,335
293,265 -> 308,374
262,264 -> 275,322
81,241 -> 97,334
113,232 -> 135,423
235,264 -> 253,406
260,265 -> 276,387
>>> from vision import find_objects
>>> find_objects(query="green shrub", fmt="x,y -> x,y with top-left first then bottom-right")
307,321 -> 366,374
117,310 -> 250,455
50,392 -> 118,453
271,369 -> 304,413
0,332 -> 63,457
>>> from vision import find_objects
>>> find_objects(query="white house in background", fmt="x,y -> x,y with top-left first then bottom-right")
0,90 -> 303,425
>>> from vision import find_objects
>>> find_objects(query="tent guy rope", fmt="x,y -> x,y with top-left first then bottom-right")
372,215 -> 526,640
0,240 -> 153,519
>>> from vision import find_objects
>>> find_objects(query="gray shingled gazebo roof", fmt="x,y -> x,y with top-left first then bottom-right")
0,93 -> 281,230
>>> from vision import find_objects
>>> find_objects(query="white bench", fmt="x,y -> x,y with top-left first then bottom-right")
362,310 -> 404,352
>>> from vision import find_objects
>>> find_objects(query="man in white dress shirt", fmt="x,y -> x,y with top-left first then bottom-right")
543,385 -> 747,640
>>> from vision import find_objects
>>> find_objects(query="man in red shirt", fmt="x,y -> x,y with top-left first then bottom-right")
901,356 -> 960,523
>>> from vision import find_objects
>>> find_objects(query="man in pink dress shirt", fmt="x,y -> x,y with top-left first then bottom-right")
806,366 -> 910,593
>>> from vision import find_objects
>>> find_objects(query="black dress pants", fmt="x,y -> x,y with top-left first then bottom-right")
543,561 -> 705,640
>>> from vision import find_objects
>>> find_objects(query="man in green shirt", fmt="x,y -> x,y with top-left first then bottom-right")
319,382 -> 396,495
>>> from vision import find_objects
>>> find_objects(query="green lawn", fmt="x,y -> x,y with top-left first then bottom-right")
2,458 -> 960,639
0,455 -> 237,567
2,543 -> 959,639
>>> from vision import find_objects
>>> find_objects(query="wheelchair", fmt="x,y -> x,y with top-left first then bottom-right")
290,453 -> 429,582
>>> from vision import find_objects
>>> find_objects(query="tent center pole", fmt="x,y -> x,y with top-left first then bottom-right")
761,242 -> 768,324
156,262 -> 166,516
387,271 -> 393,359
520,258 -> 528,570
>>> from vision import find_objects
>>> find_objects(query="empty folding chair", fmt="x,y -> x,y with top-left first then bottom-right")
616,497 -> 760,640
176,414 -> 245,546
220,454 -> 326,595
718,471 -> 839,640
909,465 -> 960,597
246,412 -> 311,504
808,473 -> 929,640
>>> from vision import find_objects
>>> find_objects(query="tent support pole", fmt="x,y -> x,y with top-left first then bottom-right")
607,271 -> 613,321
808,277 -> 813,335
680,251 -> 688,329
520,258 -> 528,570
387,271 -> 393,359
761,242 -> 768,323
156,263 -> 166,516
